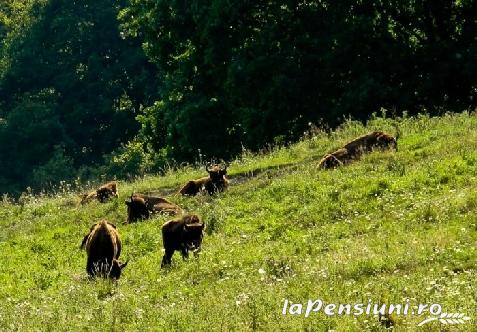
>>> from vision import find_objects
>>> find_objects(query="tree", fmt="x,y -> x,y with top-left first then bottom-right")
120,0 -> 476,161
0,0 -> 158,193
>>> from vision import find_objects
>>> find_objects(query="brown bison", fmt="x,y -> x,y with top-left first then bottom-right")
161,214 -> 204,267
80,181 -> 118,205
125,193 -> 182,223
80,220 -> 128,279
343,131 -> 397,154
319,131 -> 397,169
179,163 -> 229,196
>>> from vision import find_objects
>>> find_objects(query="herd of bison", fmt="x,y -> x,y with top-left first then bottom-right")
78,131 -> 398,279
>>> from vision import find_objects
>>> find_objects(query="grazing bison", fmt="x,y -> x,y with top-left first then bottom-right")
179,163 -> 229,196
125,193 -> 182,223
80,181 -> 118,205
80,220 -> 128,279
161,214 -> 204,267
319,131 -> 397,169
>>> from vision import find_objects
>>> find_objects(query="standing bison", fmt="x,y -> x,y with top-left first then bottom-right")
125,193 -> 182,223
161,214 -> 205,267
80,181 -> 118,205
319,131 -> 397,169
179,163 -> 229,196
80,220 -> 128,279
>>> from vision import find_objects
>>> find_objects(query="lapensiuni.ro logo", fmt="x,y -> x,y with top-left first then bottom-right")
282,298 -> 471,327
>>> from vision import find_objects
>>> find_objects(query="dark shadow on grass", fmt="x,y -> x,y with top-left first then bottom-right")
131,156 -> 320,197
228,162 -> 301,185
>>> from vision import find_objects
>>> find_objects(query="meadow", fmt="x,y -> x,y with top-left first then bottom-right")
0,112 -> 476,331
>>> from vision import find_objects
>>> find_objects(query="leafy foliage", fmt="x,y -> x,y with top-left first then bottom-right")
0,0 -> 158,194
120,0 -> 476,161
0,0 -> 476,194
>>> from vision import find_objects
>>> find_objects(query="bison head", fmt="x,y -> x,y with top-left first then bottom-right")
206,162 -> 227,182
125,195 -> 150,222
183,214 -> 205,252
109,259 -> 128,279
377,133 -> 398,151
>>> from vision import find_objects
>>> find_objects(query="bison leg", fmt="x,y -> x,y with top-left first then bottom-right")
86,257 -> 97,277
161,248 -> 174,268
180,246 -> 189,260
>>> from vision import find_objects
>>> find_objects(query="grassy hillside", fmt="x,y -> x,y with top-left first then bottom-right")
1,113 -> 476,331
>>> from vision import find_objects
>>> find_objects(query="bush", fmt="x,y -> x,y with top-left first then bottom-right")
105,139 -> 168,178
30,145 -> 75,190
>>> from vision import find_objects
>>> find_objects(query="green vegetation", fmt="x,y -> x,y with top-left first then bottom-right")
1,0 -> 476,194
0,0 -> 158,194
0,113 -> 476,331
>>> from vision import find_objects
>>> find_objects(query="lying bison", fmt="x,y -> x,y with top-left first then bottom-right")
80,181 -> 118,205
319,131 -> 397,169
179,163 -> 229,196
80,220 -> 128,279
161,214 -> 204,267
343,131 -> 397,154
125,193 -> 182,223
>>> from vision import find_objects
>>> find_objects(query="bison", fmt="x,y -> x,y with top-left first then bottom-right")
343,131 -> 397,154
125,193 -> 182,223
80,220 -> 128,279
80,181 -> 118,205
161,214 -> 204,267
319,131 -> 397,169
179,163 -> 229,196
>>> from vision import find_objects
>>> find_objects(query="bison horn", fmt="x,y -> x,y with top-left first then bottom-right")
185,222 -> 204,230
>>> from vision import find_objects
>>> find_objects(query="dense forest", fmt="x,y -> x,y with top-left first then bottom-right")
0,0 -> 475,194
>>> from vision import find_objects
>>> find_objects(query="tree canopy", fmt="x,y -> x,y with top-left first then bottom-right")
0,0 -> 158,193
120,0 -> 476,160
0,0 -> 475,194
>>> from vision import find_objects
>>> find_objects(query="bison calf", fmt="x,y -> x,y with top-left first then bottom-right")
179,163 -> 229,196
125,193 -> 182,223
80,181 -> 118,205
80,220 -> 128,279
161,214 -> 204,267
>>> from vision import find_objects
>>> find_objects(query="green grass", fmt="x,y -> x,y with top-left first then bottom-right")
1,112 -> 477,331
